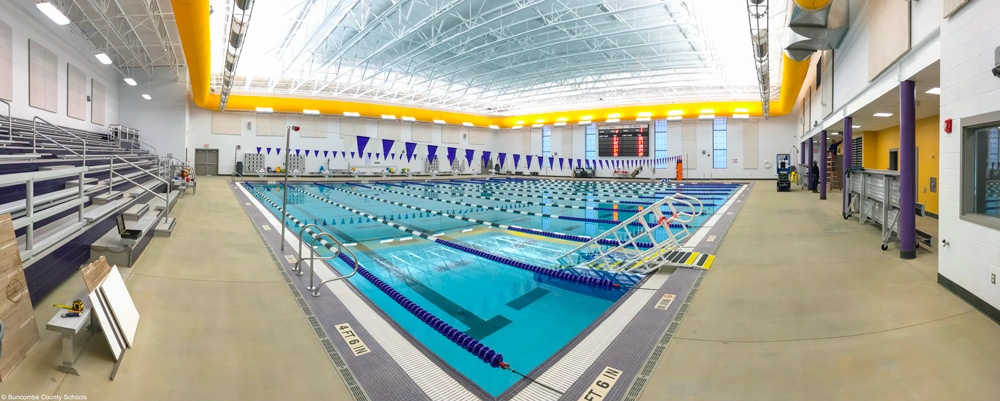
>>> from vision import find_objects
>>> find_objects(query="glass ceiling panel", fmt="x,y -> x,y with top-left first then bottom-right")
209,0 -> 788,115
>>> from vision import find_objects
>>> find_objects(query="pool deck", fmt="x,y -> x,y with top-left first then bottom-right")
3,176 -> 1000,400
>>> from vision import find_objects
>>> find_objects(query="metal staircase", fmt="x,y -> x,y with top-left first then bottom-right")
556,193 -> 709,274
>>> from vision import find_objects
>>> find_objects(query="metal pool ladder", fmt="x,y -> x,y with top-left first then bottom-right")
556,193 -> 706,273
293,224 -> 359,296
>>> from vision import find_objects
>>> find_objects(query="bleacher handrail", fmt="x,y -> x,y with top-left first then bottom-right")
0,166 -> 89,255
32,116 -> 88,166
110,155 -> 171,224
0,99 -> 10,141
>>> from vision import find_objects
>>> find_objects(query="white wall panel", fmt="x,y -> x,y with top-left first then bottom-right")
66,63 -> 85,121
90,79 -> 105,126
411,123 -> 432,142
0,20 -> 11,101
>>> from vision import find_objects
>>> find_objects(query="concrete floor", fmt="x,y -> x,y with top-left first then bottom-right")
1,177 -> 997,400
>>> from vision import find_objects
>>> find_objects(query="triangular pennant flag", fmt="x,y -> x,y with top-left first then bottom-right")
375,153 -> 380,159
465,149 -> 475,167
341,151 -> 346,158
427,145 -> 439,163
513,154 -> 521,169
405,142 -> 417,162
266,147 -> 272,155
558,158 -> 564,170
446,147 -> 457,166
332,151 -> 338,159
367,152 -> 372,159
548,156 -> 554,169
256,147 -> 262,154
295,149 -> 301,155
526,155 -> 533,170
498,153 -> 507,168
323,151 -> 329,157
276,148 -> 282,155
482,151 -> 492,166
576,159 -> 581,169
356,136 -> 371,155
350,151 -> 356,158
381,139 -> 394,160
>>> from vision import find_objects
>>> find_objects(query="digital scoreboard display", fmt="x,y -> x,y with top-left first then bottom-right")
598,126 -> 649,157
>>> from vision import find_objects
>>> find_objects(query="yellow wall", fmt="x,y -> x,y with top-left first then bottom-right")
861,116 -> 940,214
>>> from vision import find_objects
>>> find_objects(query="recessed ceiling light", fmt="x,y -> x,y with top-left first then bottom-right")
636,117 -> 651,122
256,107 -> 273,113
462,122 -> 474,127
488,124 -> 500,129
531,123 -> 543,128
381,114 -> 396,120
511,125 -> 523,129
515,120 -> 525,125
607,113 -> 621,119
699,114 -> 715,120
699,108 -> 715,114
554,122 -> 566,126
667,116 -> 682,121
606,118 -> 620,123
852,125 -> 861,129
577,120 -> 592,125
733,114 -> 750,120
556,117 -> 568,122
401,116 -> 416,121
344,111 -> 360,117
123,78 -> 137,86
95,53 -> 113,65
873,112 -> 893,117
637,111 -> 652,117
141,94 -> 151,100
36,1 -> 70,25
580,115 -> 593,120
534,119 -> 545,123
734,108 -> 749,113
667,110 -> 684,116
925,87 -> 940,95
433,119 -> 446,124
303,109 -> 320,115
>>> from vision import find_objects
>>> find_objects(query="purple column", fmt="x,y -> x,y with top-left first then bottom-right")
899,80 -> 916,259
801,141 -> 806,165
807,138 -> 814,190
820,130 -> 828,200
843,117 -> 853,216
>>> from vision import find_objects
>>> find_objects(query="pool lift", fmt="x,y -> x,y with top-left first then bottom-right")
556,193 -> 708,277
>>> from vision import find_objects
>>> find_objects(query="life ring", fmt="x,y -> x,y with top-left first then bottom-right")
657,213 -> 677,226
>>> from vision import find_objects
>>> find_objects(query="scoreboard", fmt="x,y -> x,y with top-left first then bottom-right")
598,126 -> 649,157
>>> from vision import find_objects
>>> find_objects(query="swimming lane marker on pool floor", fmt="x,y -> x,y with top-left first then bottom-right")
336,323 -> 371,357
706,235 -> 717,243
262,224 -> 271,231
284,255 -> 297,264
654,294 -> 676,310
578,366 -> 623,401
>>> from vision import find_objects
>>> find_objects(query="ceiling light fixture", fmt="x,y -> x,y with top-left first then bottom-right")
36,1 -> 70,25
554,122 -> 567,126
381,114 -> 396,120
637,112 -> 652,118
606,118 -> 620,123
607,113 -> 621,119
488,125 -> 500,129
511,125 -> 524,129
515,120 -> 525,125
123,78 -> 137,86
303,109 -> 320,115
578,120 -> 592,125
580,115 -> 593,120
733,114 -> 750,120
556,117 -> 568,122
95,53 -> 113,65
667,116 -> 682,121
462,122 -> 474,127
636,117 -> 651,122
667,110 -> 685,116
433,119 -> 446,124
141,94 -> 151,100
255,107 -> 273,113
699,114 -> 716,120
925,87 -> 941,95
873,112 -> 893,117
852,125 -> 861,129
401,116 -> 416,121
344,111 -> 360,117
531,123 -> 544,128
699,108 -> 715,114
734,108 -> 750,113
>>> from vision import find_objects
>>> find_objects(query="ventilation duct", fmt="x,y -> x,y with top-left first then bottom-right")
783,0 -> 848,60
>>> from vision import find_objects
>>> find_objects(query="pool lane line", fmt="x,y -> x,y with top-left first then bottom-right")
312,183 -> 658,250
494,177 -> 742,188
320,182 -> 688,230
484,177 -> 741,190
399,182 -> 724,208
243,184 -> 509,369
294,185 -> 618,289
431,180 -> 734,199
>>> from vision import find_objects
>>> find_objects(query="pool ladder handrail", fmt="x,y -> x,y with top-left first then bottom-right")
293,224 -> 359,297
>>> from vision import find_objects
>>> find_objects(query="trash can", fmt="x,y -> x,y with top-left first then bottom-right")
236,161 -> 244,176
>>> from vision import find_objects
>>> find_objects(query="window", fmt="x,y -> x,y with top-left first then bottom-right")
542,126 -> 551,158
655,119 -> 667,168
713,117 -> 727,169
585,124 -> 596,160
964,124 -> 1000,222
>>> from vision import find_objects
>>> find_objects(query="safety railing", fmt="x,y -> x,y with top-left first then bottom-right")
109,124 -> 140,147
33,117 -> 88,167
0,98 -> 10,141
293,224 -> 359,297
0,166 -> 89,258
556,193 -> 704,273
109,155 -> 171,225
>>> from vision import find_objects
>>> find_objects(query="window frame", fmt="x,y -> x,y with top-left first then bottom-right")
961,120 -> 1000,231
713,117 -> 727,169
542,126 -> 552,159
585,124 -> 596,160
655,119 -> 667,168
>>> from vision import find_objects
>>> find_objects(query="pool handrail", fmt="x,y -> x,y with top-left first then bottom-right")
294,224 -> 359,297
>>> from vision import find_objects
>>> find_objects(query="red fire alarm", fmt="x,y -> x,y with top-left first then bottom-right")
944,118 -> 953,134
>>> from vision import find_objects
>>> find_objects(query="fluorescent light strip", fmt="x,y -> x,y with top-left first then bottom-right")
873,112 -> 893,117
511,125 -> 523,129
733,108 -> 749,113
699,114 -> 715,120
556,117 -> 568,122
667,110 -> 684,116
256,107 -> 273,113
699,108 -> 715,114
344,111 -> 360,117
637,112 -> 652,117
381,114 -> 397,120
141,94 -> 152,100
733,114 -> 750,120
36,2 -> 70,25
852,125 -> 861,129
433,119 -> 446,125
925,87 -> 940,95
667,116 -> 682,121
606,118 -> 620,123
531,123 -> 543,128
401,116 -> 416,121
578,120 -> 592,125
462,122 -> 474,127
123,78 -> 137,86
636,117 -> 651,122
488,124 -> 500,129
303,109 -> 320,115
554,122 -> 567,126
95,53 -> 113,65
607,113 -> 621,119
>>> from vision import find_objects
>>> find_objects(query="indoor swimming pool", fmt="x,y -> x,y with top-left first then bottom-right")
243,178 -> 740,396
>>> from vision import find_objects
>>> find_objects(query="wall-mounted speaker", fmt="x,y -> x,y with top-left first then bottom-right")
247,122 -> 252,130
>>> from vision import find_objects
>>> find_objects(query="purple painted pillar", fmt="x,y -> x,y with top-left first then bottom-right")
820,130 -> 828,200
807,138 -> 814,190
801,141 -> 806,165
843,117 -> 853,216
899,80 -> 916,259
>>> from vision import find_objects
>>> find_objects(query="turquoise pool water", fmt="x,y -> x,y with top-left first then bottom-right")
244,178 -> 739,396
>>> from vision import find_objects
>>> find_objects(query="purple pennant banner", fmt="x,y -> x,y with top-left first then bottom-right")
382,139 -> 394,159
427,145 -> 438,163
548,156 -> 554,170
367,152 -> 372,159
465,149 -> 475,167
341,151 -> 346,158
391,153 -> 396,160
482,151 -> 492,166
558,158 -> 564,170
356,136 -> 371,155
350,151 -> 355,159
256,147 -> 261,154
576,159 -> 581,169
446,147 -> 457,166
526,155 -> 533,170
323,150 -> 329,158
405,142 -> 417,162
276,148 -> 282,155
375,153 -> 380,160
332,151 -> 338,159
513,154 -> 521,169
498,153 -> 507,168
266,147 -> 272,155
295,149 -> 301,155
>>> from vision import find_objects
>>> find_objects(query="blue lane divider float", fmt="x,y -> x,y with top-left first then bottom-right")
431,180 -> 734,199
474,177 -> 742,190
346,182 -> 373,189
394,182 -> 722,210
295,185 -> 618,289
313,183 -> 656,249
349,184 -> 690,229
242,184 -> 507,368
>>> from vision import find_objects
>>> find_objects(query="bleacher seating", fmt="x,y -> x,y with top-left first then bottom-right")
0,113 -> 187,304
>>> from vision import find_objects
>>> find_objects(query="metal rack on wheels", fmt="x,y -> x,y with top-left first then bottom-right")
844,169 -> 901,251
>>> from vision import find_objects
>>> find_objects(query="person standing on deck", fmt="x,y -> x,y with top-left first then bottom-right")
810,161 -> 820,193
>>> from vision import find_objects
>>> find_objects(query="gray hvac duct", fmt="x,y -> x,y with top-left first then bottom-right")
784,0 -> 849,60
